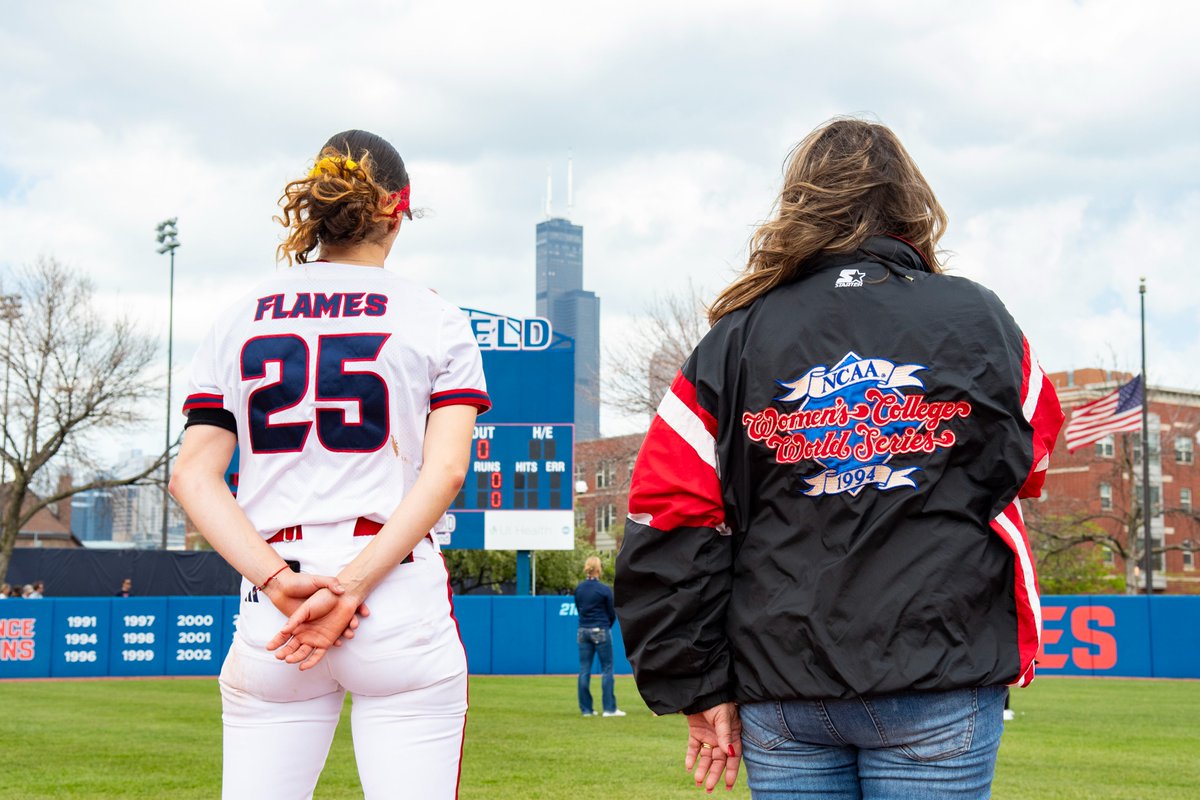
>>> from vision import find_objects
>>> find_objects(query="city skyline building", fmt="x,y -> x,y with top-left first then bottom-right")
71,486 -> 114,543
107,451 -> 187,549
536,163 -> 600,440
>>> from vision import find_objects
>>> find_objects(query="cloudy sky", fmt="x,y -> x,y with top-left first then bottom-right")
1,0 -> 1197,460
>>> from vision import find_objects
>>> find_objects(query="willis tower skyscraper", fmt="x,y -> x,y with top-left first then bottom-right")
536,161 -> 600,440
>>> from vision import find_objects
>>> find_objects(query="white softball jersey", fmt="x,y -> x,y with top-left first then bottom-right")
182,262 -> 490,535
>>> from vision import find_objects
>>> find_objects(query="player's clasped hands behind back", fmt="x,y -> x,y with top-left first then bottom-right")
259,563 -> 370,670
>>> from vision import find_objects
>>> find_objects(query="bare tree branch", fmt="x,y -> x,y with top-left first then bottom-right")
13,452 -> 171,533
603,282 -> 710,419
1,257 -> 166,578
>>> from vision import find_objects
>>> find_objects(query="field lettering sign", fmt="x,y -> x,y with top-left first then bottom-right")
0,616 -> 36,660
1039,604 -> 1118,671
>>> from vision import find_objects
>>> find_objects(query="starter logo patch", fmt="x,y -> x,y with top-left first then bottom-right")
835,269 -> 867,287
742,352 -> 973,496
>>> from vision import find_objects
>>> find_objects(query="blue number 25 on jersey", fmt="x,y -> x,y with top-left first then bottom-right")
240,333 -> 391,454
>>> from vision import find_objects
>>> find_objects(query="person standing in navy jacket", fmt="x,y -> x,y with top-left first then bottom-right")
574,557 -> 624,717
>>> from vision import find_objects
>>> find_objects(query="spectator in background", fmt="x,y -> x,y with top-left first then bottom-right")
20,584 -> 34,598
574,556 -> 625,718
115,577 -> 132,597
0,583 -> 10,598
27,581 -> 44,598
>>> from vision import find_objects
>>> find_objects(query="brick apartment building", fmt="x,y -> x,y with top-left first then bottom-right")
574,369 -> 1200,593
574,433 -> 642,550
1038,369 -> 1199,593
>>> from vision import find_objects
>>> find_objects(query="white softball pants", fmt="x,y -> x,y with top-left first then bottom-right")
218,520 -> 468,800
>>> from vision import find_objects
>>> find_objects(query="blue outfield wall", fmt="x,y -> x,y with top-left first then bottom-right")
0,595 -> 1190,680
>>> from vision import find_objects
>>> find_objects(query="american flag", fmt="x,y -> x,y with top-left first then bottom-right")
1064,375 -> 1144,453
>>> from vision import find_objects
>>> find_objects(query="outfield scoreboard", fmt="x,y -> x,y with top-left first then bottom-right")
439,310 -> 575,550
454,424 -> 572,512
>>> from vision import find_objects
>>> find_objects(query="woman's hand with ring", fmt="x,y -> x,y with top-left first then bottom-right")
685,702 -> 742,792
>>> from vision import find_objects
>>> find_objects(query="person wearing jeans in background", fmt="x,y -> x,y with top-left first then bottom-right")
574,557 -> 624,718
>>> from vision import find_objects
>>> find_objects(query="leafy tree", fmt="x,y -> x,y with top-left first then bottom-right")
534,526 -> 617,595
442,548 -> 517,595
442,527 -> 619,596
0,258 -> 166,579
1027,518 -> 1124,594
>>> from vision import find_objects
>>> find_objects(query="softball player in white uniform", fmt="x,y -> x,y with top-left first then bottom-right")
170,130 -> 487,800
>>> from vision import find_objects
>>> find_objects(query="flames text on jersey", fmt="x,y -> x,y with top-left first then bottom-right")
254,292 -> 388,321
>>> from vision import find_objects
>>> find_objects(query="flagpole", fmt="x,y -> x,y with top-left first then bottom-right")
1140,277 -> 1152,595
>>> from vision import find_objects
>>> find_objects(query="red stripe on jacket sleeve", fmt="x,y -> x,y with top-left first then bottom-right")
990,502 -> 1042,687
669,371 -> 718,439
1017,338 -> 1065,499
628,373 -> 724,532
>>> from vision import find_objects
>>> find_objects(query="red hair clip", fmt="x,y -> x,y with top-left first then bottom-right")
389,186 -> 411,218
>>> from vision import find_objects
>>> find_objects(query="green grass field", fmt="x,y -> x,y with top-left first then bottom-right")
1,676 -> 1197,799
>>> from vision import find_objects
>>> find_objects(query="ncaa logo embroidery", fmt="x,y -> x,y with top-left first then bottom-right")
742,352 -> 973,496
835,269 -> 867,288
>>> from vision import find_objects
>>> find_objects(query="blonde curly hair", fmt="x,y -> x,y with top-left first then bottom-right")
275,130 -> 412,265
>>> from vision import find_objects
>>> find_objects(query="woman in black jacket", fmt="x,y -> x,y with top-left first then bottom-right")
615,118 -> 1064,798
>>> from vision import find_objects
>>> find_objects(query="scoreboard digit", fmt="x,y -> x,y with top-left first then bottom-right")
451,424 -> 572,513
442,423 -> 574,550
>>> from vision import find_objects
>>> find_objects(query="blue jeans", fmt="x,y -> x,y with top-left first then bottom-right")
739,685 -> 1006,799
577,627 -> 616,714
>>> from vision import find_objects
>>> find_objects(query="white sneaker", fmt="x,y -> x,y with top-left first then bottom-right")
1002,709 -> 1015,721
602,709 -> 627,717
582,711 -> 598,717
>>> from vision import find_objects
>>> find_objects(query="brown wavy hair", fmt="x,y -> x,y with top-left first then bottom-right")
275,130 -> 412,265
708,118 -> 947,324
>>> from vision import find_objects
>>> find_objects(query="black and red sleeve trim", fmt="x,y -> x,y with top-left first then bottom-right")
182,393 -> 225,413
430,388 -> 492,413
185,407 -> 237,434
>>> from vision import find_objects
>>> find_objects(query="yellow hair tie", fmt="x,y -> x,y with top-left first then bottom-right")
309,156 -> 358,180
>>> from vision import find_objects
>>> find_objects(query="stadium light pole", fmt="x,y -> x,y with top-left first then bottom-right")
1139,277 -> 1152,595
156,218 -> 180,550
0,294 -> 21,488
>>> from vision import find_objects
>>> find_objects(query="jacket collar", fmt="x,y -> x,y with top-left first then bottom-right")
859,234 -> 933,273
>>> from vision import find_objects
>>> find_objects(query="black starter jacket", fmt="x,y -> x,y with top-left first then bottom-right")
614,236 -> 1064,715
